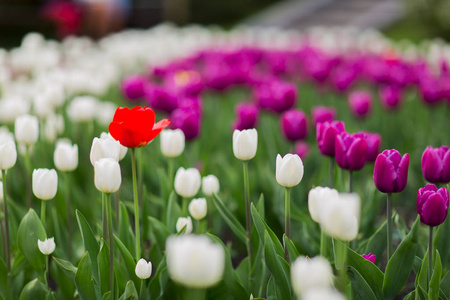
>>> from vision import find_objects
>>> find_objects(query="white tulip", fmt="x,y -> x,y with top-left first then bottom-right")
43,84 -> 65,108
319,193 -> 360,241
54,141 -> 78,172
100,132 -> 127,160
94,158 -> 122,194
275,153 -> 304,188
308,187 -> 339,223
43,114 -> 64,142
232,129 -> 257,160
66,96 -> 98,123
160,129 -> 185,158
189,198 -> 207,220
176,217 -> 193,234
15,114 -> 39,146
38,237 -> 55,255
301,289 -> 345,300
135,258 -> 152,279
0,181 -> 3,202
166,235 -> 225,288
33,94 -> 54,119
32,169 -> 58,200
174,167 -> 201,198
0,97 -> 30,124
96,102 -> 117,126
90,136 -> 121,165
291,256 -> 334,297
0,140 -> 17,170
202,175 -> 220,196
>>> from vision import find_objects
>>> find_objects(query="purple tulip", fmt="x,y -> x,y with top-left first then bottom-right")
331,66 -> 357,92
168,70 -> 204,97
254,80 -> 297,113
280,109 -> 308,141
233,103 -> 259,130
379,85 -> 403,110
421,146 -> 450,183
417,184 -> 449,227
316,121 -> 345,157
335,132 -> 368,171
363,132 -> 381,162
295,141 -> 309,160
361,253 -> 376,264
311,106 -> 336,126
121,75 -> 147,101
373,149 -> 409,193
348,91 -> 372,118
145,85 -> 178,114
170,107 -> 201,140
419,77 -> 442,105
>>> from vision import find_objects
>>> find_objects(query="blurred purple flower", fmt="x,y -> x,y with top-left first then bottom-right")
421,146 -> 450,184
316,121 -> 345,157
335,132 -> 368,171
417,184 -> 449,227
373,149 -> 409,193
348,91 -> 372,118
280,109 -> 308,141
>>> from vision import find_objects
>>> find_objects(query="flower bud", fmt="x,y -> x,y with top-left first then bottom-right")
335,132 -> 368,171
170,107 -> 201,140
295,141 -> 310,160
233,129 -> 258,161
32,168 -> 58,200
276,153 -> 304,188
100,132 -> 127,160
348,91 -> 372,118
308,187 -> 339,223
176,217 -> 193,234
38,237 -> 55,255
135,258 -> 152,279
202,175 -> 220,196
291,256 -> 333,297
361,253 -> 376,264
67,96 -> 98,123
160,129 -> 185,158
189,198 -> 207,220
233,103 -> 259,131
379,85 -> 403,110
280,109 -> 308,141
54,141 -> 78,172
373,149 -> 409,193
121,75 -> 147,101
90,136 -> 121,165
166,235 -> 225,288
0,139 -> 17,170
174,167 -> 201,198
311,106 -> 336,126
363,132 -> 381,162
15,114 -> 39,146
417,184 -> 449,227
421,146 -> 450,184
316,121 -> 345,157
94,158 -> 122,193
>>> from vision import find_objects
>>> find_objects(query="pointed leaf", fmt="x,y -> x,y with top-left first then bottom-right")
17,209 -> 47,271
19,278 -> 49,300
76,210 -> 100,285
212,193 -> 247,245
283,235 -> 299,262
53,257 -> 77,282
429,250 -> 442,300
97,241 -> 110,297
264,231 -> 291,300
113,235 -> 139,287
75,252 -> 98,300
165,191 -> 181,231
251,204 -> 284,257
348,266 -> 377,300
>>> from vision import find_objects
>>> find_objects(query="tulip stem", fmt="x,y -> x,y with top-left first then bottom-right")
1,170 -> 10,273
41,201 -> 46,228
24,146 -> 32,209
45,255 -> 50,287
349,171 -> 353,193
168,158 -> 174,192
185,288 -> 205,300
428,226 -> 433,289
140,279 -> 144,298
102,192 -> 107,242
329,158 -> 335,188
182,197 -> 189,216
106,193 -> 114,299
387,193 -> 393,261
63,172 -> 72,260
284,187 -> 291,262
320,229 -> 327,258
131,148 -> 141,260
0,215 -> 5,262
243,161 -> 253,286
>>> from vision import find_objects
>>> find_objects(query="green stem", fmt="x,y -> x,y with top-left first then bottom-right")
102,192 -> 107,242
243,161 -> 253,289
320,229 -> 327,257
1,170 -> 9,272
185,288 -> 205,300
168,158 -> 174,191
387,193 -> 393,261
333,239 -> 349,295
46,255 -> 50,287
131,148 -> 141,260
329,158 -> 335,188
24,146 -> 32,209
428,226 -> 433,289
349,171 -> 353,193
41,201 -> 46,228
284,187 -> 291,262
64,172 -> 72,260
140,279 -> 145,299
182,197 -> 189,216
106,193 -> 114,299
0,216 -> 5,262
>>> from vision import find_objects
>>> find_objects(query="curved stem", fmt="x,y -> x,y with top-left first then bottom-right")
140,279 -> 144,299
168,158 -> 174,191
24,147 -> 32,209
46,255 -> 50,287
131,148 -> 141,260
320,229 -> 327,258
106,193 -> 114,299
387,193 -> 393,261
2,170 -> 9,272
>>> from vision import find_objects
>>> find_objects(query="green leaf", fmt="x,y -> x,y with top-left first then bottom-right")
76,210 -> 100,285
165,191 -> 181,232
416,249 -> 428,292
75,252 -> 98,300
113,235 -> 139,288
263,231 -> 291,300
148,217 -> 171,250
53,257 -> 77,282
429,250 -> 442,300
383,216 -> 420,300
97,241 -> 110,297
283,235 -> 299,262
212,193 -> 247,245
0,257 -> 7,299
358,219 -> 387,262
266,276 -> 277,300
433,214 -> 450,267
251,204 -> 284,258
348,266 -> 377,300
235,257 -> 250,291
17,209 -> 47,271
119,202 -> 135,256
256,193 -> 265,220
440,270 -> 450,299
19,278 -> 49,300
120,281 -> 138,300
149,258 -> 169,300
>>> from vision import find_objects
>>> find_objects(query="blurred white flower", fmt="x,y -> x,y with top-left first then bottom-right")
189,198 -> 207,220
233,129 -> 257,161
202,175 -> 220,196
0,140 -> 17,170
38,237 -> 55,255
15,114 -> 39,146
174,167 -> 201,198
67,96 -> 98,123
176,217 -> 193,234
308,187 -> 339,223
291,256 -> 334,297
96,101 -> 117,126
54,141 -> 78,172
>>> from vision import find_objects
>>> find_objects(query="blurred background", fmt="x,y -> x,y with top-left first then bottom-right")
0,0 -> 449,47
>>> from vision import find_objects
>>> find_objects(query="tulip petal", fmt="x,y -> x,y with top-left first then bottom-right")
374,155 -> 396,193
420,193 -> 448,226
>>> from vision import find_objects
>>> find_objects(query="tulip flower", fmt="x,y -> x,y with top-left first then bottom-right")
121,75 -> 147,101
348,91 -> 372,118
421,146 -> 450,184
174,167 -> 201,199
335,132 -> 368,172
379,85 -> 403,110
361,253 -> 376,264
170,107 -> 201,140
54,141 -> 78,172
15,114 -> 39,146
176,217 -> 193,234
290,256 -> 333,297
166,235 -> 225,288
90,136 -> 121,166
295,141 -> 310,160
94,158 -> 122,194
363,132 -> 381,162
38,237 -> 55,255
280,109 -> 308,141
233,103 -> 259,131
311,106 -> 336,126
145,85 -> 179,114
135,258 -> 152,280
100,132 -> 127,161
160,129 -> 185,158
202,175 -> 220,196
316,121 -> 345,157
66,96 -> 98,123
189,198 -> 207,221
0,139 -> 17,170
33,168 -> 58,227
232,129 -> 258,161
308,187 -> 340,223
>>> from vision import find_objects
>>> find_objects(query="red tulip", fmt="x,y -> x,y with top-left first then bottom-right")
109,106 -> 170,148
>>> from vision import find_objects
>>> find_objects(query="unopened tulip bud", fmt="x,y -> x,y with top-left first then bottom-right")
15,114 -> 39,145
308,187 -> 339,223
94,158 -> 122,194
32,169 -> 58,200
348,91 -> 372,118
311,106 -> 336,126
38,237 -> 55,255
135,258 -> 152,279
276,153 -> 304,188
373,149 -> 409,193
364,132 -> 381,162
67,96 -> 98,123
202,175 -> 220,196
100,132 -> 127,160
316,121 -> 345,157
160,129 -> 185,158
291,256 -> 333,297
54,141 -> 78,172
335,132 -> 368,171
189,198 -> 207,220
233,129 -> 258,161
90,136 -> 121,165
176,217 -> 193,234
280,109 -> 308,141
0,140 -> 17,170
421,146 -> 450,184
174,167 -> 201,198
417,184 -> 449,227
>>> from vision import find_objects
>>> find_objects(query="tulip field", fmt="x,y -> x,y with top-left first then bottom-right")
0,24 -> 449,300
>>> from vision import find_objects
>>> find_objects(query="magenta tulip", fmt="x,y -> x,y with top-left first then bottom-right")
121,75 -> 147,101
280,109 -> 308,141
348,91 -> 372,118
379,85 -> 403,110
335,132 -> 368,171
361,253 -> 376,264
373,149 -> 409,193
316,121 -> 345,157
421,146 -> 450,184
311,106 -> 336,126
364,132 -> 381,162
417,184 -> 449,227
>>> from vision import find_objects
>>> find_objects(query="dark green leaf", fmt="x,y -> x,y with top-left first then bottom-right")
212,193 -> 247,245
429,250 -> 442,300
120,281 -> 138,300
19,278 -> 48,300
148,216 -> 171,250
75,252 -> 98,300
348,266 -> 377,300
97,241 -> 110,297
283,235 -> 299,262
113,235 -> 139,288
149,258 -> 169,300
119,202 -> 135,256
17,209 -> 47,271
165,191 -> 181,232
53,256 -> 77,282
76,210 -> 100,285
251,204 -> 284,258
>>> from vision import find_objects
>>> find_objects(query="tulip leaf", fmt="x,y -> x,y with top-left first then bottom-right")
433,216 -> 450,268
358,219 -> 387,262
51,257 -> 77,299
165,191 -> 181,232
283,234 -> 299,262
266,276 -> 278,300
383,216 -> 420,300
148,216 -> 171,250
0,257 -> 7,299
348,266 -> 377,300
440,270 -> 450,299
257,193 -> 265,220
76,210 -> 100,285
212,193 -> 247,245
429,250 -> 442,300
97,241 -> 110,297
17,209 -> 47,271
53,256 -> 77,282
113,234 -> 140,288
251,204 -> 284,258
149,257 -> 169,300
416,249 -> 428,292
120,281 -> 138,300
263,230 -> 292,300
236,257 -> 250,291
75,252 -> 98,300
119,202 -> 135,255
19,278 -> 49,300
